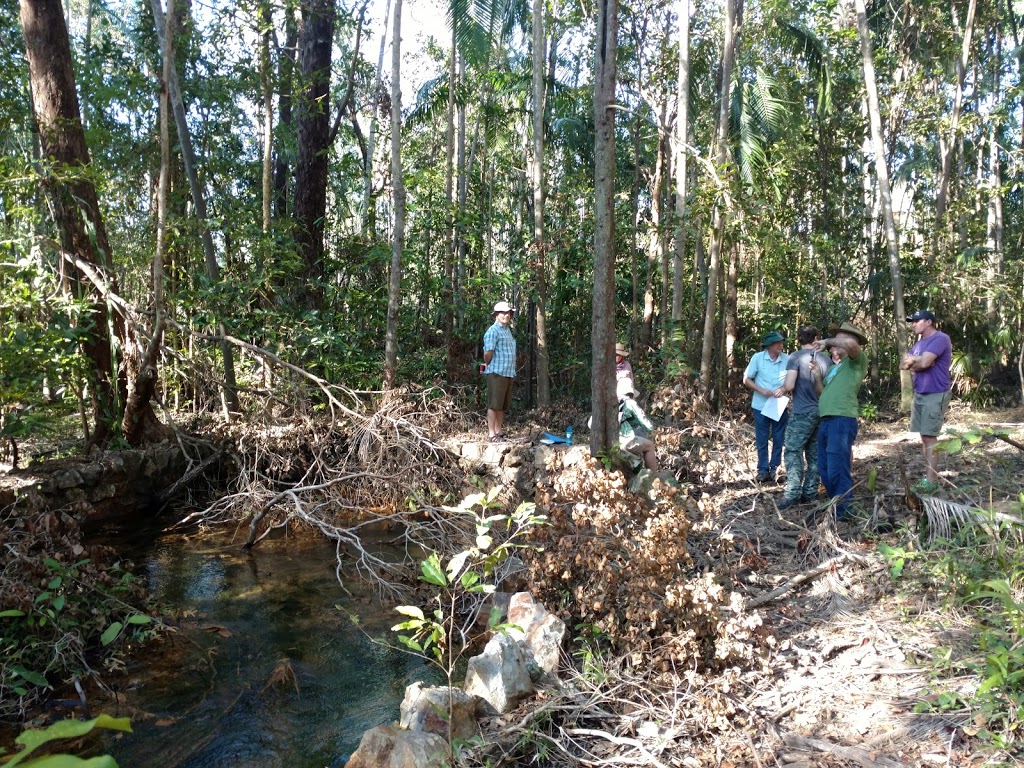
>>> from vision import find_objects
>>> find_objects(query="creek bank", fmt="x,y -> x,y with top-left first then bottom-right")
0,442 -> 223,534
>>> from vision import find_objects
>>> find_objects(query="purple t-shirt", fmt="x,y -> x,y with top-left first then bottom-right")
911,330 -> 951,394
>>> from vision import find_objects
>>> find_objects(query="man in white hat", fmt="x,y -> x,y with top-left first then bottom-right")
482,301 -> 516,441
615,343 -> 634,382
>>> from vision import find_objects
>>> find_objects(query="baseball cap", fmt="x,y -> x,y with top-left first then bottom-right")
906,310 -> 936,322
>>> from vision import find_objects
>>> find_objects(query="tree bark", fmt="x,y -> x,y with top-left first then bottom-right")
294,0 -> 335,311
591,0 -> 618,455
855,0 -> 910,407
931,0 -> 977,267
383,0 -> 405,387
699,0 -> 741,403
21,0 -> 122,446
260,0 -> 274,234
360,0 -> 390,238
274,3 -> 297,220
151,0 -> 240,416
671,0 -> 690,347
532,0 -> 551,407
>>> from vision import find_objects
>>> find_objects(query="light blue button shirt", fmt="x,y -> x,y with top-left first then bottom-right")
744,349 -> 789,410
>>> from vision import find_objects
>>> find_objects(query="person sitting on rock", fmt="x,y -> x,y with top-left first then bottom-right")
617,378 -> 658,471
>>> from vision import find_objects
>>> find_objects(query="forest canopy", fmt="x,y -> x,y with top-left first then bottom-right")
2,0 -> 1023,447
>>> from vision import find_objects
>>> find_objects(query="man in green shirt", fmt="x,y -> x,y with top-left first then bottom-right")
810,322 -> 869,520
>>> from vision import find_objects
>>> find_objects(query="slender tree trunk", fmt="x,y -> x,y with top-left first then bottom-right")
532,0 -> 551,406
151,0 -> 239,415
294,0 -> 335,311
443,37 -> 456,374
123,0 -> 172,446
699,0 -> 740,403
23,0 -> 123,445
361,0 -> 390,238
260,1 -> 273,233
642,100 -> 667,352
383,0 -> 404,387
986,28 -> 1003,331
274,3 -> 297,220
855,0 -> 910,406
671,0 -> 690,343
630,107 -> 641,352
931,0 -> 977,268
591,0 -> 618,455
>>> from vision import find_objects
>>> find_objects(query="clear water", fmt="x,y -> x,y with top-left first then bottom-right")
101,530 -> 439,768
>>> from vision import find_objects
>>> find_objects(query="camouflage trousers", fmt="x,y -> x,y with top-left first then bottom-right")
783,411 -> 820,499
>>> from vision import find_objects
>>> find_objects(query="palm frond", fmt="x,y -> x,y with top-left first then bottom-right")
775,18 -> 833,116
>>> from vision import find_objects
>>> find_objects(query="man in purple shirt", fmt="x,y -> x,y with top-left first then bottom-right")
900,310 -> 952,492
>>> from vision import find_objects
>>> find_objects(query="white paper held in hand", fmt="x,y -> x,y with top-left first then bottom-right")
760,395 -> 789,422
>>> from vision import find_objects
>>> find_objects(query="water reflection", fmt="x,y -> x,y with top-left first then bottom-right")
103,530 -> 437,768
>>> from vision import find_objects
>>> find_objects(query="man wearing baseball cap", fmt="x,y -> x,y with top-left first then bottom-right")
482,300 -> 516,441
900,310 -> 952,492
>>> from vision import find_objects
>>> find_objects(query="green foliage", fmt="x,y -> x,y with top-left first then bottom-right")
392,489 -> 546,674
1,557 -> 157,718
884,521 -> 1024,750
0,714 -> 131,767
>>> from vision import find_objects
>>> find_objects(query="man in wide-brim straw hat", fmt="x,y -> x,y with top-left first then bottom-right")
615,342 -> 633,382
482,300 -> 516,441
810,321 -> 869,520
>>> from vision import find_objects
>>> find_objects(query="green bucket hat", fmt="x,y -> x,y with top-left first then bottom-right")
761,331 -> 785,347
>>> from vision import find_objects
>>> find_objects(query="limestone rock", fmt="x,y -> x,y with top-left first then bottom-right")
507,592 -> 566,679
561,445 -> 590,468
463,632 -> 533,714
399,682 -> 478,741
344,724 -> 448,768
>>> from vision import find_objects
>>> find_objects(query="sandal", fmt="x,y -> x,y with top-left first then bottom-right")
490,434 -> 506,443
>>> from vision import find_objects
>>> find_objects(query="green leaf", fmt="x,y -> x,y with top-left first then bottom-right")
397,636 -> 423,653
420,555 -> 447,587
10,666 -> 49,687
395,605 -> 425,621
51,596 -> 65,613
47,577 -> 62,590
100,622 -> 123,646
0,610 -> 26,618
125,615 -> 151,625
475,534 -> 493,551
487,605 -> 502,629
8,715 -> 131,767
13,756 -> 119,768
391,620 -> 426,632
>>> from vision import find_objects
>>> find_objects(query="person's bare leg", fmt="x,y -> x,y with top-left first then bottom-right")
487,409 -> 499,438
494,409 -> 504,436
921,434 -> 938,483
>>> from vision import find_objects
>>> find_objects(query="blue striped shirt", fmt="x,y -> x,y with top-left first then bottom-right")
483,322 -> 516,378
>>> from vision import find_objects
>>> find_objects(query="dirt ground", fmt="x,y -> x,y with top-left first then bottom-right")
698,402 -> 1024,767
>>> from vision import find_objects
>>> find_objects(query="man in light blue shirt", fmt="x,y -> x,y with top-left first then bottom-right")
483,300 -> 516,441
743,331 -> 789,483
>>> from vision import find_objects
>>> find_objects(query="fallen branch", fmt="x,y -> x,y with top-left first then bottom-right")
741,554 -> 849,611
782,732 -> 905,768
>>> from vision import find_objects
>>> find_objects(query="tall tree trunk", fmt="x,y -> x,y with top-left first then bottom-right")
21,0 -> 122,446
699,0 -> 740,403
360,0 -> 390,238
931,0 -> 977,268
383,0 -> 404,387
532,0 -> 551,406
442,37 -> 456,375
855,0 -> 910,406
671,0 -> 690,344
293,0 -> 335,311
591,0 -> 618,455
151,0 -> 239,415
630,106 -> 641,352
260,1 -> 273,233
642,99 -> 668,353
986,28 -> 1003,331
274,3 -> 297,220
123,0 -> 172,446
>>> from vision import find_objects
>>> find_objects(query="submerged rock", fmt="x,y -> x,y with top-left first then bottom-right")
399,682 -> 478,741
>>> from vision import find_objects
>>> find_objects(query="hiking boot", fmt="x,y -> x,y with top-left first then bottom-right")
801,494 -> 818,503
756,473 -> 771,484
776,495 -> 801,510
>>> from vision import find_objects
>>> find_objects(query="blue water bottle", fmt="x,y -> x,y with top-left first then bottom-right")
566,426 -> 573,445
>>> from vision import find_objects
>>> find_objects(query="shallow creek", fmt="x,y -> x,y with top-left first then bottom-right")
100,529 -> 439,768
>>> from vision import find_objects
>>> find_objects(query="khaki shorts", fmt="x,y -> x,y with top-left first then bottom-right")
910,390 -> 951,436
486,374 -> 514,412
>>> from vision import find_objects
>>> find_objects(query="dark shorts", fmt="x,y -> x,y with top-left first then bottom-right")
910,390 -> 951,436
486,374 -> 513,412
